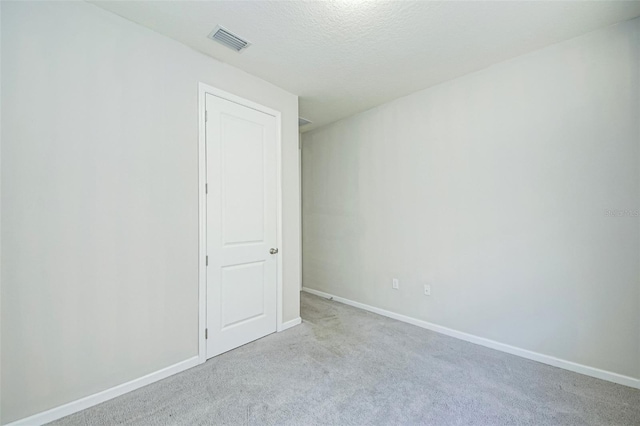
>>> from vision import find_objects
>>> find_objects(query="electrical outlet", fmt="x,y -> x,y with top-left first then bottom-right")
392,278 -> 399,289
424,284 -> 431,296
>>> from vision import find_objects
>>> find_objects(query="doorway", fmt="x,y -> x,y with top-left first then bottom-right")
198,84 -> 282,360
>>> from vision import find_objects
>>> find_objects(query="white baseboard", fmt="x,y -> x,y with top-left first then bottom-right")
7,356 -> 201,426
278,316 -> 302,332
302,287 -> 640,390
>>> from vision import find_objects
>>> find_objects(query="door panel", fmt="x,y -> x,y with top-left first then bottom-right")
221,115 -> 265,245
206,94 -> 277,358
221,261 -> 265,329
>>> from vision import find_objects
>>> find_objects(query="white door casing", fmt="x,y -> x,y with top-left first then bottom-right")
204,92 -> 279,358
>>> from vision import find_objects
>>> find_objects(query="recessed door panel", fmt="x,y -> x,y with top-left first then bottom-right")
221,261 -> 265,329
221,115 -> 265,246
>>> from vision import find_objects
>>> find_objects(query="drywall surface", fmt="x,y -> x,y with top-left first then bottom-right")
302,18 -> 640,381
0,1 -> 300,423
0,2 -> 3,422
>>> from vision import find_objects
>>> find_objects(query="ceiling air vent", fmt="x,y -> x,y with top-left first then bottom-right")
208,25 -> 251,52
299,117 -> 312,127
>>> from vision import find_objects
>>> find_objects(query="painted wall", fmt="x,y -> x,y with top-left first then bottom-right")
1,1 -> 300,423
0,2 -> 3,422
302,18 -> 640,381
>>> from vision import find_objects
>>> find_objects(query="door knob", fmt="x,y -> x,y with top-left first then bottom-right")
270,248 -> 279,254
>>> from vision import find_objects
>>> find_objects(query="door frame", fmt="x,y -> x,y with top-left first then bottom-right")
197,82 -> 284,363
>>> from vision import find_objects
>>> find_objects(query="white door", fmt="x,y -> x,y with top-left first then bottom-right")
205,93 -> 278,358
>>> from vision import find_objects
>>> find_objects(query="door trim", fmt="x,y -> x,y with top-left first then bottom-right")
198,83 -> 283,363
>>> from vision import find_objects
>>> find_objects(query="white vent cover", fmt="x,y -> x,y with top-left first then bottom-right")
208,25 -> 251,52
299,117 -> 312,127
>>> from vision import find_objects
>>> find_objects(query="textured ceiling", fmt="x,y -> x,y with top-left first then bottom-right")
91,1 -> 640,132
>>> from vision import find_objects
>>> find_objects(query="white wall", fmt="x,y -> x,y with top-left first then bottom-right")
302,18 -> 640,382
0,1 -> 3,422
1,1 -> 300,423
